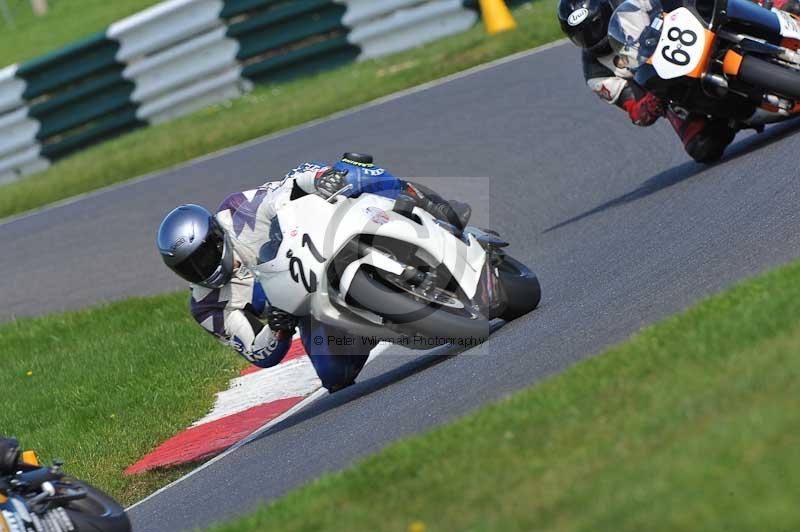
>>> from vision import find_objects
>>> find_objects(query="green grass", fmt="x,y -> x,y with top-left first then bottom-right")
206,261 -> 800,532
0,2 -> 562,221
0,0 -> 160,66
0,292 -> 245,506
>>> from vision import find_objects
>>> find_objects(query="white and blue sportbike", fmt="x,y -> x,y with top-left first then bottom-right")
252,181 -> 541,347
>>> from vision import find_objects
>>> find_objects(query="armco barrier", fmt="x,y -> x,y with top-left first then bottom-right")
0,66 -> 46,184
224,0 -> 360,82
341,0 -> 478,60
0,0 -> 520,183
110,0 -> 248,125
19,32 -> 143,162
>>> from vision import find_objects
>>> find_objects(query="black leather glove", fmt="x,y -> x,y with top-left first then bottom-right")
266,306 -> 298,334
426,198 -> 471,231
315,168 -> 350,198
404,182 -> 471,230
0,438 -> 20,474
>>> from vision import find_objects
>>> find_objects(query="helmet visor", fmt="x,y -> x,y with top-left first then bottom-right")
608,0 -> 664,70
173,221 -> 225,284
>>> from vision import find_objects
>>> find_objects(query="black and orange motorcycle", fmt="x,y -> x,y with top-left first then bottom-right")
608,0 -> 800,135
0,439 -> 130,532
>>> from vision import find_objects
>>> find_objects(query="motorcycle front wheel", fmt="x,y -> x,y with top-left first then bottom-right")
62,480 -> 131,532
347,269 -> 491,346
496,255 -> 541,321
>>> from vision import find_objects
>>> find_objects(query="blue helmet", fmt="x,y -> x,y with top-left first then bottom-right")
156,204 -> 234,289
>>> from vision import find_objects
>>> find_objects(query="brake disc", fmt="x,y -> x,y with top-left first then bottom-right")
381,272 -> 465,310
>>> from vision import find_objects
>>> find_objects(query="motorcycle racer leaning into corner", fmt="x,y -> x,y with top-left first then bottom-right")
557,0 -> 800,163
157,154 -> 472,393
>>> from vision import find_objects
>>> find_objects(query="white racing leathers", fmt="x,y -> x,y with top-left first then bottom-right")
189,163 -> 386,391
189,163 -> 332,368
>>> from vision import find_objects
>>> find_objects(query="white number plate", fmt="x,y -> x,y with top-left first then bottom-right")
653,8 -> 707,79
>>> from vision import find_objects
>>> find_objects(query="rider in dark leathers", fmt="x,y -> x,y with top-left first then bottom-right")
558,0 -> 800,163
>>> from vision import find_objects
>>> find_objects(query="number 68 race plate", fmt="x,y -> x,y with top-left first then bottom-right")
653,7 -> 708,79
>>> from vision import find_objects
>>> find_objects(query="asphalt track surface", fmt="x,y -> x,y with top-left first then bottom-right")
4,41 -> 800,530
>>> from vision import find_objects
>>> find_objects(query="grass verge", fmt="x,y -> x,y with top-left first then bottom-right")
0,291 -> 244,506
0,0 -> 159,66
0,2 -> 562,221
206,261 -> 800,532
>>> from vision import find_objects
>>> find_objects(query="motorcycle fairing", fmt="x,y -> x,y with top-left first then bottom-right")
19,451 -> 40,468
254,193 -> 487,321
649,8 -> 717,79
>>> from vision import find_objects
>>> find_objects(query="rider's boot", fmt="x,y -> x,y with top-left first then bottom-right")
403,182 -> 472,232
666,109 -> 736,164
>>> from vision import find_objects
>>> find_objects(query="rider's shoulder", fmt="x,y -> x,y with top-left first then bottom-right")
217,187 -> 282,215
217,190 -> 251,214
581,48 -> 611,65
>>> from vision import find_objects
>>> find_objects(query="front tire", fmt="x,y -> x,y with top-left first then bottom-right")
63,480 -> 131,532
497,256 -> 541,321
347,270 -> 490,346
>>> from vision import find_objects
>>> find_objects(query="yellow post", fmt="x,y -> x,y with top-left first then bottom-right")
479,0 -> 518,35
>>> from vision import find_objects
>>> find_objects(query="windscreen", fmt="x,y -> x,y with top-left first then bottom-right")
608,0 -> 664,70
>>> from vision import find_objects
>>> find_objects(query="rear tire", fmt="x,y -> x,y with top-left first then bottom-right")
347,270 -> 490,345
739,56 -> 800,100
63,480 -> 131,532
497,256 -> 541,321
